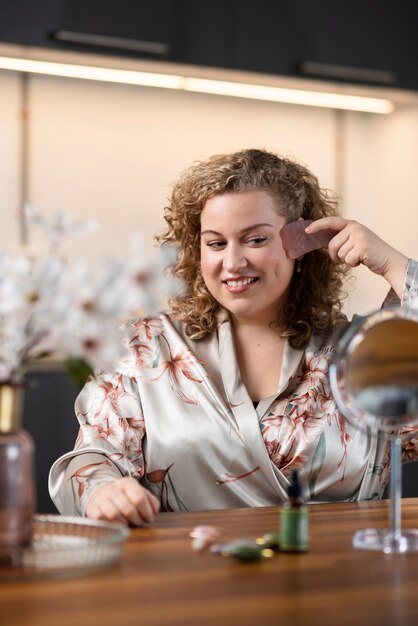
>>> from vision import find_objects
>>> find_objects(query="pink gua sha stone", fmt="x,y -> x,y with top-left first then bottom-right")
280,219 -> 336,259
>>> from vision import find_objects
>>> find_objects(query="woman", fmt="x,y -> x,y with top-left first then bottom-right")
49,148 -> 418,525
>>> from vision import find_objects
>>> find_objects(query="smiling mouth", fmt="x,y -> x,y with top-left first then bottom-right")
224,277 -> 259,287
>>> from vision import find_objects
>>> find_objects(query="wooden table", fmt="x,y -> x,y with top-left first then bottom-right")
1,499 -> 418,626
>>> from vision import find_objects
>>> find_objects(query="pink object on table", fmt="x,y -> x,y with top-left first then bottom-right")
189,525 -> 220,552
280,219 -> 336,259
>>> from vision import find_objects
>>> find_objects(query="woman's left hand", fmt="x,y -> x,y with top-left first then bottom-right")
305,217 -> 409,296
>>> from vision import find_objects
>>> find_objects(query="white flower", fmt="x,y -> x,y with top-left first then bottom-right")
124,234 -> 183,312
0,207 -> 182,385
57,314 -> 128,373
23,204 -> 98,252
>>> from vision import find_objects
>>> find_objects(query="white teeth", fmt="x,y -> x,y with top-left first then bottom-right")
226,278 -> 256,287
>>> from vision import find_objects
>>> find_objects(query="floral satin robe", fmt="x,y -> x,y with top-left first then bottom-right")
49,260 -> 418,515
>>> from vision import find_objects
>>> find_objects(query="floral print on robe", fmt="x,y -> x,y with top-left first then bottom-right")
49,260 -> 418,515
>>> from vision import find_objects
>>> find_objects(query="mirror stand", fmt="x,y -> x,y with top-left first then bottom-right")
353,436 -> 418,553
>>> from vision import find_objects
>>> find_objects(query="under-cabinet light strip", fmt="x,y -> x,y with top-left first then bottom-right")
0,55 -> 395,114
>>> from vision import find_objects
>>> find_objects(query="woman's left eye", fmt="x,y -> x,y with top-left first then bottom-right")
207,241 -> 226,248
247,237 -> 267,245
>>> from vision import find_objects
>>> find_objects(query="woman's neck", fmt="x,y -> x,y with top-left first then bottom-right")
231,320 -> 286,402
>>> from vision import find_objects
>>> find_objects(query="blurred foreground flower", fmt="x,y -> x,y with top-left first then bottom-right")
0,206 -> 181,387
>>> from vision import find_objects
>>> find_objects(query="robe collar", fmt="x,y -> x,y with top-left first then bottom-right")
216,312 -> 304,497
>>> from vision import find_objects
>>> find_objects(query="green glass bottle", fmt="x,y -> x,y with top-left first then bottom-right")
279,469 -> 309,552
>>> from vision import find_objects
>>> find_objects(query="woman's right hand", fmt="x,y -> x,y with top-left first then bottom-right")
85,477 -> 160,526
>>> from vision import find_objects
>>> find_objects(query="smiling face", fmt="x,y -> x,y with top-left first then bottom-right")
200,190 -> 295,326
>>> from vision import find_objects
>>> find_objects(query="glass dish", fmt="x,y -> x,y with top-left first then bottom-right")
0,514 -> 130,581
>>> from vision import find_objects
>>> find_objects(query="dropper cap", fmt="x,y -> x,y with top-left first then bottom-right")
288,469 -> 303,499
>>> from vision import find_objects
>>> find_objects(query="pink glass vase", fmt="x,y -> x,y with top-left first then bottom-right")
0,385 -> 36,566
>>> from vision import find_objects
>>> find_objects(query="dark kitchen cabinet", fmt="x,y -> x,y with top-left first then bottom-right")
0,1 -> 418,90
226,1 -> 418,89
0,1 -> 227,68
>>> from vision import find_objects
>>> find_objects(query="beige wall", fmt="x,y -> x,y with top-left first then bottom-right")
1,69 -> 417,316
343,108 -> 418,316
0,72 -> 21,250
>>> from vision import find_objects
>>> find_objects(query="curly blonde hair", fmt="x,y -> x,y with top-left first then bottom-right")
157,148 -> 348,349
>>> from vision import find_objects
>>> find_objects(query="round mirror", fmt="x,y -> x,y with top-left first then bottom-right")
330,306 -> 418,431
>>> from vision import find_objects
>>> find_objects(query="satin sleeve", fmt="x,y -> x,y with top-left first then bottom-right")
400,258 -> 418,462
403,258 -> 418,308
49,370 -> 146,515
51,453 -> 124,516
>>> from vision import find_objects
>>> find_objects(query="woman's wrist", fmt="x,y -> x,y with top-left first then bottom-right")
382,250 -> 409,299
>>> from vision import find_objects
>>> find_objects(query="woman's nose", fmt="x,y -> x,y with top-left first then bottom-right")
223,244 -> 248,273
